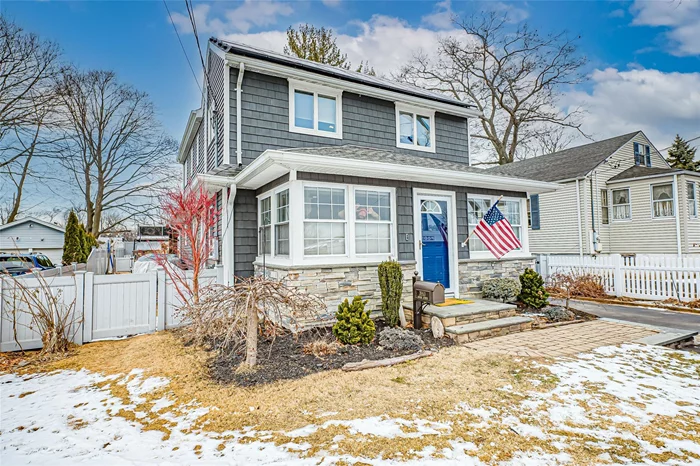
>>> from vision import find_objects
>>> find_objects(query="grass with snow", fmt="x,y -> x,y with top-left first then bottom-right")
1,331 -> 700,465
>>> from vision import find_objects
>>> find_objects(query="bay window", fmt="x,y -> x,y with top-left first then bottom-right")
275,189 -> 289,255
259,196 -> 271,255
612,188 -> 631,220
355,189 -> 392,254
289,80 -> 342,139
303,186 -> 346,256
652,183 -> 674,218
396,104 -> 435,152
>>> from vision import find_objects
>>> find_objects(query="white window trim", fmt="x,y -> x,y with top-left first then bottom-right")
466,195 -> 529,260
302,184 -> 348,258
258,195 -> 272,256
600,189 -> 610,225
274,188 -> 290,257
688,181 -> 697,220
288,79 -> 343,139
352,187 -> 395,257
651,182 -> 675,220
611,187 -> 632,222
256,180 -> 397,267
395,103 -> 436,153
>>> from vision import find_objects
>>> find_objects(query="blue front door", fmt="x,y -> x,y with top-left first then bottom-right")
420,199 -> 450,289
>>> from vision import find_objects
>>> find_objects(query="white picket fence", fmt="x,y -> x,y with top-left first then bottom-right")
538,254 -> 700,302
0,267 -> 220,352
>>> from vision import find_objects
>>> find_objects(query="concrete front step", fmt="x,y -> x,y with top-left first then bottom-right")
403,299 -> 517,329
445,316 -> 533,344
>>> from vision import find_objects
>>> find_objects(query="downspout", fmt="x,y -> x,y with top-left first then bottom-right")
235,63 -> 245,167
576,179 -> 583,257
673,174 -> 682,257
223,184 -> 237,284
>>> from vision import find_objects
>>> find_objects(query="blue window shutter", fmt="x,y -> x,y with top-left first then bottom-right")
645,145 -> 652,167
530,194 -> 540,230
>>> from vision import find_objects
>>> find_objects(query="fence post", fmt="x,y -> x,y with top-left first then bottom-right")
73,271 -> 85,345
156,266 -> 166,331
612,254 -> 623,297
0,277 -> 4,349
215,264 -> 224,285
82,272 -> 94,343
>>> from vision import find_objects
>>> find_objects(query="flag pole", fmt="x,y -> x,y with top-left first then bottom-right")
461,195 -> 503,247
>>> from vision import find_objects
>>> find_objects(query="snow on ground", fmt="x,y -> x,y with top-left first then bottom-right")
2,344 -> 700,465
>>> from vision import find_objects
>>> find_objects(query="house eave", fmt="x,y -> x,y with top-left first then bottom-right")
606,170 -> 687,184
0,216 -> 65,233
223,53 -> 482,120
230,149 -> 560,194
177,109 -> 203,163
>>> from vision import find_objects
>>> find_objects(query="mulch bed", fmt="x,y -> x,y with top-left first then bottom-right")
210,320 -> 454,387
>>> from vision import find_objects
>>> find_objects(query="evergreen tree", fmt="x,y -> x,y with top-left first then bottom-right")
62,211 -> 83,264
284,24 -> 376,75
332,296 -> 376,345
517,268 -> 549,309
666,134 -> 698,171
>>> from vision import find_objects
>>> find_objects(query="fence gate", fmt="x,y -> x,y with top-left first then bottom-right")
84,273 -> 157,342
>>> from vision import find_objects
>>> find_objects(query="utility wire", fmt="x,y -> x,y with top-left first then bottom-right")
661,135 -> 700,152
162,0 -> 201,94
185,0 -> 215,106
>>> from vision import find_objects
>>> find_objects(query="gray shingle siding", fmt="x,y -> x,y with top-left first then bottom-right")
233,189 -> 257,278
229,69 -> 470,168
207,51 -> 226,169
296,172 -> 524,262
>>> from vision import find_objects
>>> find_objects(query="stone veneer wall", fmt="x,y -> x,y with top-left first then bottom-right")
254,262 -> 418,313
458,257 -> 535,298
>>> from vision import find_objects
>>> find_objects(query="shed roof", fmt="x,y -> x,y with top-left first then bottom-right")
0,217 -> 65,233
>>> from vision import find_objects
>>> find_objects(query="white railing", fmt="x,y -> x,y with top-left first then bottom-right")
538,254 -> 700,302
0,266 -> 222,352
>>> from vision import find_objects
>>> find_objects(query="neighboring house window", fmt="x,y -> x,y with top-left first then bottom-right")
601,190 -> 609,225
634,142 -> 651,167
652,183 -> 674,218
395,104 -> 435,153
288,80 -> 343,139
259,196 -> 272,255
275,190 -> 290,256
304,186 -> 346,256
688,182 -> 697,219
612,188 -> 631,220
355,189 -> 392,254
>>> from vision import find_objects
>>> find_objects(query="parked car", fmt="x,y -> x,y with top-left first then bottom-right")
0,253 -> 55,271
0,259 -> 32,276
132,254 -> 186,274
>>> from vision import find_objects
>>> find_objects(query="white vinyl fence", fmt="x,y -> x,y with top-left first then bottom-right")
0,267 -> 220,352
538,254 -> 700,302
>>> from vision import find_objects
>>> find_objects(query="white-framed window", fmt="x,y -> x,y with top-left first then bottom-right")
259,196 -> 271,255
467,197 -> 524,254
303,186 -> 347,256
275,189 -> 290,256
354,189 -> 392,254
633,142 -> 651,167
612,188 -> 631,220
395,104 -> 435,153
688,182 -> 697,219
652,183 -> 674,218
600,190 -> 609,225
288,79 -> 343,139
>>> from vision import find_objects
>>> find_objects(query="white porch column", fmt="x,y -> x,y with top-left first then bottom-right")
221,184 -> 237,285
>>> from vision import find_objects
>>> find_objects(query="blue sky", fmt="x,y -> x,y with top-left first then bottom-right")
2,0 -> 699,151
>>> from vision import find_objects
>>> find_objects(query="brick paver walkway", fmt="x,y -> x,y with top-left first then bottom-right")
464,320 -> 658,357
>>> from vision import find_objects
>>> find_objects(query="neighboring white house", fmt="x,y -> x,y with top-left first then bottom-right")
490,131 -> 700,256
0,217 -> 65,264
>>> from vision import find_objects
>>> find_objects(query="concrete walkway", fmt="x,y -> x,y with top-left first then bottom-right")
464,320 -> 658,357
553,298 -> 700,332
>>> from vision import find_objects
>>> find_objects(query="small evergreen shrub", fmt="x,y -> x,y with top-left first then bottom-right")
482,278 -> 521,302
378,327 -> 423,351
378,260 -> 403,326
332,296 -> 376,345
518,268 -> 549,309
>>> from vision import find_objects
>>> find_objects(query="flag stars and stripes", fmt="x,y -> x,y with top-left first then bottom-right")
473,202 -> 521,259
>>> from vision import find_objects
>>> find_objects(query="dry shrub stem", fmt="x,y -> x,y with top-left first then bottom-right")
178,276 -> 326,367
547,270 -> 607,307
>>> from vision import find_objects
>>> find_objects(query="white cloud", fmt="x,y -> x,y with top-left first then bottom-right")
223,15 -> 457,76
170,1 -> 293,35
562,67 -> 700,152
631,0 -> 700,56
422,0 -> 455,30
321,0 -> 342,7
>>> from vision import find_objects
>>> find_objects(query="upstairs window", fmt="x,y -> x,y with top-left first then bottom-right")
652,183 -> 674,218
289,80 -> 342,139
688,182 -> 697,219
396,104 -> 435,153
634,142 -> 651,167
612,188 -> 631,220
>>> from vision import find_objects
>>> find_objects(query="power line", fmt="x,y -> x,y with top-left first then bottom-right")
162,0 -> 201,94
184,0 -> 215,107
661,135 -> 700,152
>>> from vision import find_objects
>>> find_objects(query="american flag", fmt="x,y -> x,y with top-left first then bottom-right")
472,202 -> 521,259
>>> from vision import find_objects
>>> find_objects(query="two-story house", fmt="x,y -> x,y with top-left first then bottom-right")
177,38 -> 558,309
490,131 -> 700,256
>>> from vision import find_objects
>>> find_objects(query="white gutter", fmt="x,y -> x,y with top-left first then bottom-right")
235,63 -> 245,167
576,179 -> 583,257
674,174 -> 682,257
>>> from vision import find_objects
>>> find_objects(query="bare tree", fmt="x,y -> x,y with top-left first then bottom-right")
55,69 -> 178,237
0,17 -> 61,170
398,12 -> 589,165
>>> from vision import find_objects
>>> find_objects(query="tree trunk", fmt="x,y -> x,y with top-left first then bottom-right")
342,351 -> 432,372
245,305 -> 259,367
